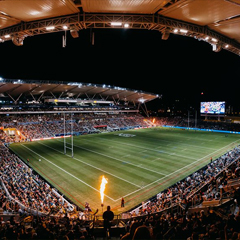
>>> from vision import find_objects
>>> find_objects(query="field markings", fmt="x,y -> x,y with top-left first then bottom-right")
181,148 -> 187,151
20,144 -> 116,201
87,137 -> 199,161
21,143 -> 140,202
21,133 -> 240,203
149,130 -> 228,143
71,143 -> 167,176
113,138 -> 240,201
37,142 -> 141,188
151,157 -> 161,162
120,134 -> 217,150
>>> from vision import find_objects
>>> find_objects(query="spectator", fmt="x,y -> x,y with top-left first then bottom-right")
132,225 -> 152,240
103,205 -> 114,237
121,197 -> 125,208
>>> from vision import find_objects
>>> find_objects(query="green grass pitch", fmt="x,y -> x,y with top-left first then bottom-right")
9,127 -> 240,214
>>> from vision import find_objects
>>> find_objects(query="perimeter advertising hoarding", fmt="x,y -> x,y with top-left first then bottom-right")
200,101 -> 225,115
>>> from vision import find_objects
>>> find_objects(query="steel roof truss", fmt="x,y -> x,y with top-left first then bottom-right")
1,12 -> 240,55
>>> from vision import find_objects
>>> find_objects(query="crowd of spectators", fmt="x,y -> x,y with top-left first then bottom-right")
121,206 -> 240,240
0,113 -> 148,143
130,146 -> 240,216
0,212 -> 92,240
0,144 -> 75,217
2,114 -> 240,144
122,134 -> 240,239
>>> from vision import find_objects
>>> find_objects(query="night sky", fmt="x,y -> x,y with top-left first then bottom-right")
0,28 -> 240,112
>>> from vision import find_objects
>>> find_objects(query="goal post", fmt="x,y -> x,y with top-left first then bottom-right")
63,112 -> 74,158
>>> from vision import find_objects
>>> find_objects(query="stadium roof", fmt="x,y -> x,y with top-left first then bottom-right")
0,0 -> 240,55
0,78 -> 160,105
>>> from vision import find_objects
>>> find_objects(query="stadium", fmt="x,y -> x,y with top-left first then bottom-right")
0,1 -> 240,240
0,78 -> 240,239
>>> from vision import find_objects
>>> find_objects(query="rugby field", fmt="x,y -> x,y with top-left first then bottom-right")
9,127 -> 240,214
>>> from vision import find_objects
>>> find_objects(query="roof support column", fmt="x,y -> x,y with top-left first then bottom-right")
138,102 -> 149,117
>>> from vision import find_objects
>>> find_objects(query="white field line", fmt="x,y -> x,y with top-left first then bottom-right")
114,135 -> 217,151
151,157 -> 161,162
37,141 -> 141,188
87,137 -> 199,161
163,145 -> 212,154
25,136 -> 240,202
20,144 -> 117,201
114,138 -> 240,201
146,131 -> 227,145
72,143 -> 167,176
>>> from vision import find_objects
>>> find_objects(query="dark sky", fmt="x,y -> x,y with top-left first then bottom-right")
0,28 -> 240,111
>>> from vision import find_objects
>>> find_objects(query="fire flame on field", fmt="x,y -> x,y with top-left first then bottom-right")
100,176 -> 108,204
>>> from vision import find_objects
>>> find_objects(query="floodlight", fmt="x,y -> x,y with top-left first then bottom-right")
46,26 -> 55,30
12,36 -> 25,46
70,29 -> 79,38
139,98 -> 145,103
111,22 -> 122,26
162,31 -> 170,40
212,43 -> 222,52
180,29 -> 188,33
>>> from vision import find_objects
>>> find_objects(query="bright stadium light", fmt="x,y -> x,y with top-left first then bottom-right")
139,98 -> 146,103
111,22 -> 122,26
212,43 -> 222,52
180,29 -> 188,33
12,35 -> 25,46
46,26 -> 55,31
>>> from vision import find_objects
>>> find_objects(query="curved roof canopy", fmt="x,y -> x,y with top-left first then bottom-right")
0,78 -> 160,105
0,0 -> 240,55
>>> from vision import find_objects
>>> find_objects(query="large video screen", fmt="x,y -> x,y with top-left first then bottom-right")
200,101 -> 225,115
